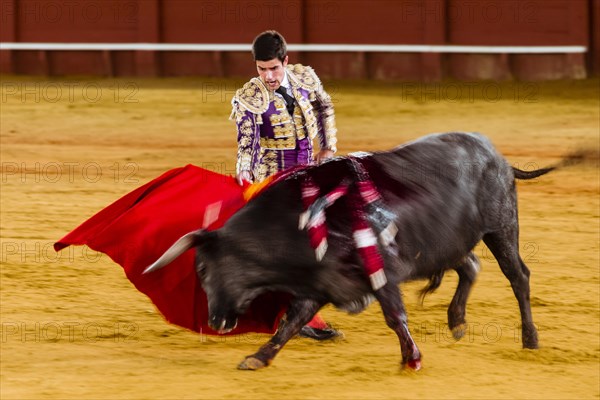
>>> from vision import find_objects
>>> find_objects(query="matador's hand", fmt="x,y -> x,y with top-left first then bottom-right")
236,170 -> 253,186
316,149 -> 335,164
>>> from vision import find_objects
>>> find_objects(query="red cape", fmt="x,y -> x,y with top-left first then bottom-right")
55,165 -> 290,335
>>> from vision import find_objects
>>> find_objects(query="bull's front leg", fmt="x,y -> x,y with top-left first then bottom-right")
238,298 -> 321,370
375,282 -> 422,370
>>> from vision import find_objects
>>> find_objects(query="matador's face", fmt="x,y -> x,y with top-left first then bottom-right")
256,56 -> 288,91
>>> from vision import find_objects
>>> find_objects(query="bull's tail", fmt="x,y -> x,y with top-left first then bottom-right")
513,147 -> 598,180
143,230 -> 201,274
512,166 -> 554,180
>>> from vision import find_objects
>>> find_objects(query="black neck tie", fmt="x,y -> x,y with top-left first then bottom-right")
276,86 -> 295,115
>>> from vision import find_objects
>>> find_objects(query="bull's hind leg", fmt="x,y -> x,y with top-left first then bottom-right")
448,253 -> 480,340
483,231 -> 539,349
238,298 -> 321,370
375,282 -> 421,370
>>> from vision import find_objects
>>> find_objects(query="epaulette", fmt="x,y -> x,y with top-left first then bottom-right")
287,64 -> 321,91
233,77 -> 270,114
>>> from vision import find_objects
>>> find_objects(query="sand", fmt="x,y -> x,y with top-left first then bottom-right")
1,76 -> 598,399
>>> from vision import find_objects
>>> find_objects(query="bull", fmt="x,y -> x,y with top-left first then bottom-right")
144,132 -> 579,371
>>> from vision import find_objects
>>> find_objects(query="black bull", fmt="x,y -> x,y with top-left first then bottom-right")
145,132 -> 578,371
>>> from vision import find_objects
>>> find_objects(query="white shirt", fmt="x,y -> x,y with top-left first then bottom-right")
276,71 -> 293,98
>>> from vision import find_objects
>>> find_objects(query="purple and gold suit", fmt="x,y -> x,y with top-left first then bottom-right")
231,64 -> 338,182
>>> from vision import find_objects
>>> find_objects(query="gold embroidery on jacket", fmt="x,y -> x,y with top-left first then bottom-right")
234,78 -> 270,114
260,136 -> 296,150
254,150 -> 279,182
269,111 -> 292,127
273,124 -> 294,139
287,64 -> 320,91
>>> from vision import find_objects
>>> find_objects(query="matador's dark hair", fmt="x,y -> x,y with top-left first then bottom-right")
252,30 -> 287,62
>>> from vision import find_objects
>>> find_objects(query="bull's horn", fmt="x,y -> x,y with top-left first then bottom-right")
143,231 -> 199,274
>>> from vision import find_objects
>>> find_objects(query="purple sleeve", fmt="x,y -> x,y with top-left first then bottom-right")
312,85 -> 338,153
234,106 -> 261,175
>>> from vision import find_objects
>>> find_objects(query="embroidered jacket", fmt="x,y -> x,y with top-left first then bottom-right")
231,63 -> 338,182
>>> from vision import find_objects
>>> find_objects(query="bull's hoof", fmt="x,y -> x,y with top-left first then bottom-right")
404,358 -> 422,371
451,323 -> 467,340
237,356 -> 267,370
522,331 -> 539,349
523,342 -> 539,350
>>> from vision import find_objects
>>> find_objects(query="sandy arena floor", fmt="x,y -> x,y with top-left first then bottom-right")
1,76 -> 599,399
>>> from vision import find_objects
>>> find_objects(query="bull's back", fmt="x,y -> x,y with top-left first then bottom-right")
368,132 -> 510,280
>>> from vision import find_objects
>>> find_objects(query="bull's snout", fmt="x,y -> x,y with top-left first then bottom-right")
209,314 -> 238,334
